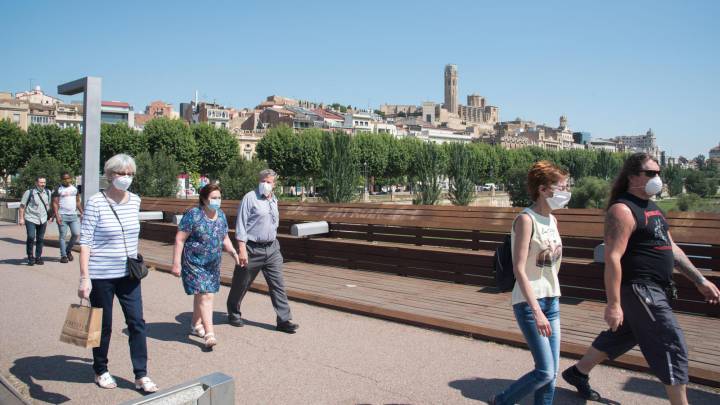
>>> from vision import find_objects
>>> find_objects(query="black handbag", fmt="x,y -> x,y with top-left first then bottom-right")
101,191 -> 148,280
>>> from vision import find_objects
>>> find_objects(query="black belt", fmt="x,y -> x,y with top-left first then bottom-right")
247,240 -> 274,247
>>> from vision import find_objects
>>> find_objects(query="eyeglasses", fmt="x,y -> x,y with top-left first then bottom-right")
551,185 -> 572,192
639,170 -> 660,177
114,171 -> 135,176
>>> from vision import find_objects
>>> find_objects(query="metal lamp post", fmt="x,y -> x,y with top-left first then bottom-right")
58,77 -> 102,207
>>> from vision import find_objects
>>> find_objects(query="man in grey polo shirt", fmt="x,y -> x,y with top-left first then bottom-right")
226,169 -> 298,334
19,176 -> 53,266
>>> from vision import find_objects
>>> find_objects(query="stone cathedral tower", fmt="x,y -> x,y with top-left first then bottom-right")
444,64 -> 458,114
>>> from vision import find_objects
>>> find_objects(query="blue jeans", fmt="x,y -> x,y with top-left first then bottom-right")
496,297 -> 561,405
25,221 -> 47,258
57,213 -> 80,256
89,276 -> 148,379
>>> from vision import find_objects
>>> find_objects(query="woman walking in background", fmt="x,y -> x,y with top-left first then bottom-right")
172,184 -> 239,349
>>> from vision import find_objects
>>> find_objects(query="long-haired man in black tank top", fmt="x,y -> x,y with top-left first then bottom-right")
561,153 -> 720,404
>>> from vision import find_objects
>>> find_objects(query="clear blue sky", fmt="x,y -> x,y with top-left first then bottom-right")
3,0 -> 719,158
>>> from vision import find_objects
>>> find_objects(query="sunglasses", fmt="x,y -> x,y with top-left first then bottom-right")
639,170 -> 660,177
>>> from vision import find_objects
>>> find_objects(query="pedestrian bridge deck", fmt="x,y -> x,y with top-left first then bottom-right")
128,237 -> 720,388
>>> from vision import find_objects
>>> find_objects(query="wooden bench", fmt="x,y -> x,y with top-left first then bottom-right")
138,198 -> 720,317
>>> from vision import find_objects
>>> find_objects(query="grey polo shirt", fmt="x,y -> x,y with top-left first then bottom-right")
20,188 -> 51,225
235,189 -> 279,243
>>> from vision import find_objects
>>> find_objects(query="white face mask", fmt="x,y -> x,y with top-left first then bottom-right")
259,182 -> 273,197
546,190 -> 571,210
113,175 -> 133,191
645,176 -> 663,196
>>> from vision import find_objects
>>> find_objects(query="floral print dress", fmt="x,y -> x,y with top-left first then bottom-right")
179,207 -> 228,295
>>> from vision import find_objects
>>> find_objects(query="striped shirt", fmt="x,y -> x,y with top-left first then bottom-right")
80,191 -> 141,279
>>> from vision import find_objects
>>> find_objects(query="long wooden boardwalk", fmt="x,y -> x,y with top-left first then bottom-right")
125,238 -> 720,388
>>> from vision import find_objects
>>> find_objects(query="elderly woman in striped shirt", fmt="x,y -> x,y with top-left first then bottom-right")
77,154 -> 158,393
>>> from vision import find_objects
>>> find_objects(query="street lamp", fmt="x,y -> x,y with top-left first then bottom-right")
58,77 -> 101,207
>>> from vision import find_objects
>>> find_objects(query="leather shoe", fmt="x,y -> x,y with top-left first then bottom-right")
66,251 -> 74,261
228,317 -> 244,327
276,321 -> 299,334
27,257 -> 34,266
35,257 -> 44,265
60,256 -> 68,263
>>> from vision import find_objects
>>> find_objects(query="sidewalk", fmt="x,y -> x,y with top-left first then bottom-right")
1,222 -> 719,404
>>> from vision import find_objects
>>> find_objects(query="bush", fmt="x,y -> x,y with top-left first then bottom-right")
676,193 -> 700,211
568,177 -> 610,209
684,171 -> 712,197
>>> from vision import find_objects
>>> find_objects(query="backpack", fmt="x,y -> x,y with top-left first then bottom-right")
493,212 -> 534,292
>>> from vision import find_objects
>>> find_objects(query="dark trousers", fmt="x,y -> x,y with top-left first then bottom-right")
89,276 -> 148,379
25,221 -> 47,258
226,240 -> 292,324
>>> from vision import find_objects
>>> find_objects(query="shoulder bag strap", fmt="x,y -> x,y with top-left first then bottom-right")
100,191 -> 129,257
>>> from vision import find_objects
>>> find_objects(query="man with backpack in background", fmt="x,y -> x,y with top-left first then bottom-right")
52,172 -> 83,263
18,176 -> 53,266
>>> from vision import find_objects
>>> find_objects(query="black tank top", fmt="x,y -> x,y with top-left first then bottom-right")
613,192 -> 674,287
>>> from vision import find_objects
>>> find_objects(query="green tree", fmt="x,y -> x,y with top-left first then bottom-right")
592,150 -> 622,180
506,166 -> 532,207
410,142 -> 447,205
684,171 -> 711,197
568,176 -> 610,208
193,124 -> 239,178
320,131 -> 359,203
446,143 -> 475,206
217,157 -> 269,200
351,132 -> 390,192
385,137 -> 414,184
132,151 -> 180,197
101,123 -> 147,164
0,120 -> 29,186
26,124 -> 82,174
144,118 -> 198,172
10,155 -> 65,198
255,124 -> 295,176
662,165 -> 684,197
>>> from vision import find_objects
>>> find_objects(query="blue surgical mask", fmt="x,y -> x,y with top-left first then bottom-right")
208,198 -> 221,210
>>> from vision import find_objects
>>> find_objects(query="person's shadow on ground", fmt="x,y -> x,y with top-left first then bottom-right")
449,377 -> 620,404
139,311 -> 276,350
621,376 -> 720,403
9,355 -> 135,404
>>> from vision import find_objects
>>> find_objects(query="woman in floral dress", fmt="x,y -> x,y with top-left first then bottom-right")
172,184 -> 239,349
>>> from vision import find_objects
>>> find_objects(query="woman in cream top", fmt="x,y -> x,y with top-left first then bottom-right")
491,161 -> 570,405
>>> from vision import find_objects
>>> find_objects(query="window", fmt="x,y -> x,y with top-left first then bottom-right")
12,113 -> 20,123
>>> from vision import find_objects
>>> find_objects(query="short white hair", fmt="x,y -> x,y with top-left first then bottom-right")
104,154 -> 137,180
258,169 -> 277,181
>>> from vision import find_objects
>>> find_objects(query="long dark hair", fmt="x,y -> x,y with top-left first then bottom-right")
607,152 -> 657,209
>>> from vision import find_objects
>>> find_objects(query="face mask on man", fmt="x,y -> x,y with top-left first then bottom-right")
645,176 -> 663,196
546,189 -> 571,210
113,175 -> 133,191
208,198 -> 222,210
259,182 -> 273,197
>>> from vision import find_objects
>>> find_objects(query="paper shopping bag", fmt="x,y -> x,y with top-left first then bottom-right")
59,302 -> 103,348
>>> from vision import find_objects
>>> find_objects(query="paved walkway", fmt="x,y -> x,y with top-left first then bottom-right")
1,222 -> 719,404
